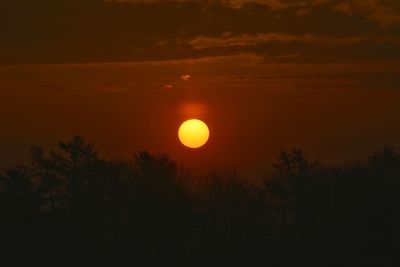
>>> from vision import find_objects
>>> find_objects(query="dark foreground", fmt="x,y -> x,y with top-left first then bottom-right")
1,136 -> 399,266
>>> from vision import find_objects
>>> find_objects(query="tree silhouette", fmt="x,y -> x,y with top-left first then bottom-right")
0,137 -> 399,266
51,136 -> 98,223
264,149 -> 321,231
0,166 -> 39,222
30,146 -> 63,215
27,136 -> 99,223
131,151 -> 196,262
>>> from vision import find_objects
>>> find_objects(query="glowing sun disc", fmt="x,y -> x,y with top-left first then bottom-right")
178,119 -> 210,148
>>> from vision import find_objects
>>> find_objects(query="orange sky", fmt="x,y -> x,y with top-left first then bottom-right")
1,58 -> 400,175
1,0 -> 400,174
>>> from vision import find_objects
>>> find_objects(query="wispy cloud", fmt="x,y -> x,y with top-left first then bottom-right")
189,33 -> 400,49
180,74 -> 192,81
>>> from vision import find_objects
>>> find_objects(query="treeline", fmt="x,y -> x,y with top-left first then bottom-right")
1,136 -> 399,266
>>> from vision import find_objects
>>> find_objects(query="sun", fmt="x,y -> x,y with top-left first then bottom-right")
178,119 -> 210,149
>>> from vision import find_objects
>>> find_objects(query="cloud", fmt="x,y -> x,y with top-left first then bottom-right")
334,0 -> 400,27
115,0 -> 400,26
188,33 -> 400,63
189,33 -> 380,49
0,0 -> 399,64
163,84 -> 174,90
180,74 -> 191,81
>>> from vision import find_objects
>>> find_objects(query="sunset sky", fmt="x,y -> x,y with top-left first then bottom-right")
1,0 -> 400,174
